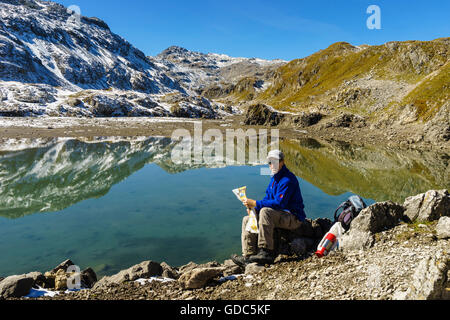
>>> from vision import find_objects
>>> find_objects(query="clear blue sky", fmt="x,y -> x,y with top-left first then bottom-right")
53,0 -> 449,61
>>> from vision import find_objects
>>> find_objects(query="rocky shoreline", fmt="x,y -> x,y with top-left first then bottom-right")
1,189 -> 449,301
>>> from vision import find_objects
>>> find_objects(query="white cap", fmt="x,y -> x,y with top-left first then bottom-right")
267,150 -> 285,161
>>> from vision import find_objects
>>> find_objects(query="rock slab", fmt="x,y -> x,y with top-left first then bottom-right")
436,216 -> 450,239
404,190 -> 450,222
94,261 -> 162,289
0,275 -> 34,299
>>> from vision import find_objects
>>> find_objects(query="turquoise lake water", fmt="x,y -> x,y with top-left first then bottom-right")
0,137 -> 447,277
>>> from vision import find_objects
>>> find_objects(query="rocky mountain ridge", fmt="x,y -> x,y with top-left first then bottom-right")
149,45 -> 286,94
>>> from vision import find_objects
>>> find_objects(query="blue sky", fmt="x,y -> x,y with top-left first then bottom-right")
54,0 -> 449,61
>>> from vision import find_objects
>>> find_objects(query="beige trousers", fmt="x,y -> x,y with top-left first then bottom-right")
241,207 -> 303,256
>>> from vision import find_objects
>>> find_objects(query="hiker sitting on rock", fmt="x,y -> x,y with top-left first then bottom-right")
232,150 -> 306,267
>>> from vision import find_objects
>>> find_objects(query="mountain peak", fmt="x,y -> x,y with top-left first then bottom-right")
158,46 -> 191,57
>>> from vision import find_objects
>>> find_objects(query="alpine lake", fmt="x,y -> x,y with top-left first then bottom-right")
0,136 -> 448,278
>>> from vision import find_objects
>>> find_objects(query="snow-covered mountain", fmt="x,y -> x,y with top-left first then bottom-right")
0,0 -> 285,118
0,0 -> 181,93
0,0 -> 225,117
150,46 -> 286,94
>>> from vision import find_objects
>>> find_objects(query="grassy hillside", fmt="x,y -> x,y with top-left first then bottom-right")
222,38 -> 449,123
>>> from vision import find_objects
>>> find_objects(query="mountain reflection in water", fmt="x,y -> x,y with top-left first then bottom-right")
0,137 -> 448,219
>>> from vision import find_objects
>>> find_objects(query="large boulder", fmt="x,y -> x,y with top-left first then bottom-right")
393,251 -> 450,300
0,275 -> 34,299
25,272 -> 46,288
273,218 -> 333,256
349,201 -> 405,234
340,201 -> 405,251
243,104 -> 285,126
93,261 -> 162,289
436,216 -> 450,239
403,190 -> 450,222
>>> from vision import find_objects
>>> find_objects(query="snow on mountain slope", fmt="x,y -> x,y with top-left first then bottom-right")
0,0 -> 180,93
0,0 -> 284,118
0,0 -> 231,118
149,46 -> 287,94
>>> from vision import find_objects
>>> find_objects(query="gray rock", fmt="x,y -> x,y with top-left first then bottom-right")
243,104 -> 285,126
50,259 -> 76,273
178,261 -> 198,274
81,268 -> 97,288
393,251 -> 449,300
93,261 -> 162,289
245,263 -> 265,275
178,261 -> 221,275
0,275 -> 34,299
161,262 -> 179,279
350,201 -> 405,234
178,267 -> 224,290
340,230 -> 375,251
66,98 -> 82,107
340,202 -> 404,251
289,237 -> 315,256
311,218 -> 333,239
25,272 -> 46,288
404,190 -> 450,222
436,216 -> 450,239
222,259 -> 244,277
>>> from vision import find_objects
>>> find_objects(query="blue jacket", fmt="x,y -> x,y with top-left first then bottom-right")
255,165 -> 306,222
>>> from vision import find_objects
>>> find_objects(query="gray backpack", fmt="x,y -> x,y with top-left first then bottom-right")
334,195 -> 367,231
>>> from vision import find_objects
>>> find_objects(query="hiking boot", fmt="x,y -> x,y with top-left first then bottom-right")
230,254 -> 253,268
249,248 -> 275,265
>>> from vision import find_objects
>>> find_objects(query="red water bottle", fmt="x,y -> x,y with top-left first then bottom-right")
315,233 -> 337,258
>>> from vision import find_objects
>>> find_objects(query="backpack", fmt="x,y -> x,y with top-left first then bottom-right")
334,195 -> 367,231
